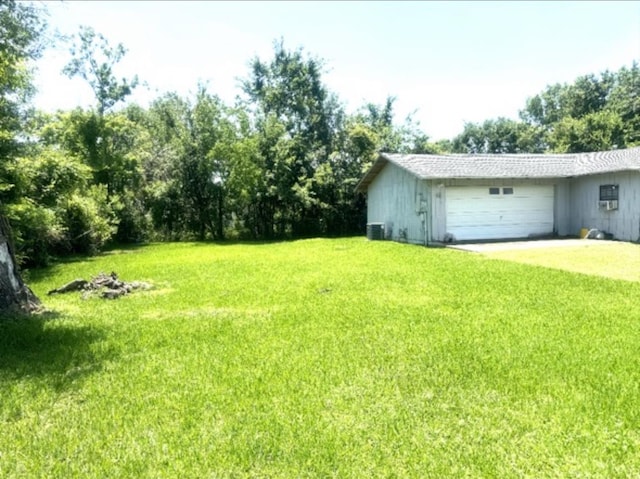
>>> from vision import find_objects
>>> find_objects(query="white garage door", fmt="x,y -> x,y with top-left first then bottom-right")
446,185 -> 554,241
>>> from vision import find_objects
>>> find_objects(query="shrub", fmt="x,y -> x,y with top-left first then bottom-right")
57,185 -> 118,255
112,191 -> 152,244
5,199 -> 63,267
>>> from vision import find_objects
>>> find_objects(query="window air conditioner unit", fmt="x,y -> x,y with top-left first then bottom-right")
599,200 -> 618,210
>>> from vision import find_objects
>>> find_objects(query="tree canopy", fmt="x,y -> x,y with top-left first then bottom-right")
453,64 -> 640,154
0,0 -> 48,311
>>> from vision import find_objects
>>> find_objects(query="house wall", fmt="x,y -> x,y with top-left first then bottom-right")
569,172 -> 640,242
367,163 -> 430,244
554,179 -> 572,236
429,178 -> 569,242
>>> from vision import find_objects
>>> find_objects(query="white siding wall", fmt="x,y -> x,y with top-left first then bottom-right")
429,180 -> 446,242
554,179 -> 572,237
569,172 -> 640,242
367,163 -> 429,244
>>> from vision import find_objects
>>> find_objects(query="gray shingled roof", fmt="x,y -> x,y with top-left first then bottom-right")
356,146 -> 640,192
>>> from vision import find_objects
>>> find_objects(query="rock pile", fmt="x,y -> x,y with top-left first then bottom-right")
48,272 -> 151,299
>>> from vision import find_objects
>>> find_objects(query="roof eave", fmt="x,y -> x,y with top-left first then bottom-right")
419,174 -> 565,180
354,153 -> 391,193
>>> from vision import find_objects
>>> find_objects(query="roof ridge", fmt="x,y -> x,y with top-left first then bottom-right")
353,146 -> 640,190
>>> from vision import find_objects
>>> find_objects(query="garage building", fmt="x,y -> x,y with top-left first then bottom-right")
356,147 -> 640,244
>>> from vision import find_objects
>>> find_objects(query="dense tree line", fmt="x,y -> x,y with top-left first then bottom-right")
452,64 -> 640,154
2,2 -> 639,268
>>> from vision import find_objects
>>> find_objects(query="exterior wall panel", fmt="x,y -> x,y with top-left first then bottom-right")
569,172 -> 640,242
367,163 -> 429,244
554,179 -> 572,236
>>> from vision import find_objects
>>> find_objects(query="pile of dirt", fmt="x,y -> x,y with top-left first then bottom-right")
47,272 -> 152,299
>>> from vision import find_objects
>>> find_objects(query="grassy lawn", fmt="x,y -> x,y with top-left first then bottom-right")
2,238 -> 640,478
484,241 -> 640,282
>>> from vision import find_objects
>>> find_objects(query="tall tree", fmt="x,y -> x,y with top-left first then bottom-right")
606,62 -> 640,146
1,0 -> 45,202
351,97 -> 440,154
0,0 -> 45,312
0,215 -> 40,312
452,118 -> 545,154
242,40 -> 343,237
181,87 -> 232,240
61,26 -> 142,195
144,88 -> 235,240
517,65 -> 637,152
547,110 -> 625,153
63,26 -> 138,117
60,26 -> 148,243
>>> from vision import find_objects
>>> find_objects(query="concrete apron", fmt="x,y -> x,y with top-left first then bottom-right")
447,238 -> 601,253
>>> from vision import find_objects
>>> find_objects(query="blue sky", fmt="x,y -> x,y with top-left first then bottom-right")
33,1 -> 639,140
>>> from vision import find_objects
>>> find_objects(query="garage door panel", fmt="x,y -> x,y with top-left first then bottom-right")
448,206 -> 552,219
446,185 -> 554,241
451,226 -> 549,240
448,215 -> 551,228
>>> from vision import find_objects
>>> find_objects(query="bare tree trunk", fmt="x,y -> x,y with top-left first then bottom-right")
0,215 -> 40,313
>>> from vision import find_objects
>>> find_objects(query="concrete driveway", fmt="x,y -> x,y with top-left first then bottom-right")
447,238 -> 600,253
447,238 -> 640,282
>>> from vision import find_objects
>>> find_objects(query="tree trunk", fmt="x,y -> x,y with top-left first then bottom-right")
0,215 -> 40,313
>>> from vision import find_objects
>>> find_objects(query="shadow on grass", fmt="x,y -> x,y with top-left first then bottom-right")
188,237 -> 362,247
0,311 -> 113,391
21,243 -> 148,281
187,239 -> 290,247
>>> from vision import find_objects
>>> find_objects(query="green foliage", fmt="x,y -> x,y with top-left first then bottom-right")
4,239 -> 640,477
145,180 -> 185,240
548,110 -> 625,153
452,118 -> 546,153
111,190 -> 152,243
452,63 -> 639,154
243,39 -> 336,148
31,109 -> 151,251
42,109 -> 145,195
0,0 -> 46,127
350,97 -> 440,155
241,40 -> 348,238
522,73 -> 614,127
57,185 -> 117,255
63,25 -> 138,116
606,62 -> 640,146
142,87 -> 234,240
15,148 -> 90,205
519,64 -> 639,152
343,121 -> 379,164
5,198 -> 61,266
0,0 -> 47,210
142,94 -> 191,239
357,97 -> 399,152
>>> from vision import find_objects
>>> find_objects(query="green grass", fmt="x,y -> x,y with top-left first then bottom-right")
2,238 -> 640,478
